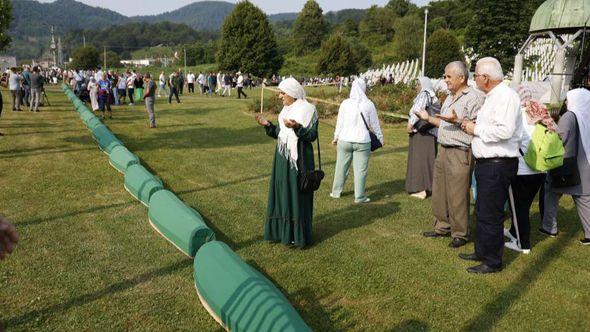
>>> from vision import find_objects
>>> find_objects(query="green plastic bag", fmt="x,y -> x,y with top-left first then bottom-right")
524,124 -> 565,171
134,88 -> 144,102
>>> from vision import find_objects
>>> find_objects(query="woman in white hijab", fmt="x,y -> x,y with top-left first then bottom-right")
330,78 -> 383,203
542,88 -> 590,245
87,77 -> 99,112
255,77 -> 318,248
405,76 -> 440,199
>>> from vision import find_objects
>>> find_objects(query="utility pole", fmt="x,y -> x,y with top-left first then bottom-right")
83,34 -> 86,47
184,47 -> 187,77
57,37 -> 62,66
421,8 -> 429,76
50,25 -> 57,66
104,46 -> 107,69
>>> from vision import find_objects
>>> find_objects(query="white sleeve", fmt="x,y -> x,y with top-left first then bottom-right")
474,93 -> 520,143
334,103 -> 345,140
367,102 -> 384,143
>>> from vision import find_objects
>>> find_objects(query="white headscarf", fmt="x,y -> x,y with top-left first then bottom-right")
417,76 -> 435,96
566,88 -> 590,166
277,78 -> 317,170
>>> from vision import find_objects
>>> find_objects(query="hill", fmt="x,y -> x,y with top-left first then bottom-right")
131,1 -> 235,31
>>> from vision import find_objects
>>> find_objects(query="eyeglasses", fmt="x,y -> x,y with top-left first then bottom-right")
473,74 -> 488,79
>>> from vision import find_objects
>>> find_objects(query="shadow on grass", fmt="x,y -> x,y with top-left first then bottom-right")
390,319 -> 429,331
0,146 -> 96,159
3,259 -> 192,328
460,208 -> 579,331
17,200 -> 137,228
6,128 -> 87,136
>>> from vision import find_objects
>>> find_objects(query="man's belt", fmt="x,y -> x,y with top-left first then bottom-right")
440,144 -> 470,152
475,157 -> 518,164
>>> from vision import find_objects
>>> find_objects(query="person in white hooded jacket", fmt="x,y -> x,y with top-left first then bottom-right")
330,78 -> 383,203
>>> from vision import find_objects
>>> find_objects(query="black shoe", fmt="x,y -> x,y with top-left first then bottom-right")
467,263 -> 502,274
458,253 -> 482,261
422,231 -> 450,238
449,238 -> 468,248
580,238 -> 590,245
538,228 -> 558,237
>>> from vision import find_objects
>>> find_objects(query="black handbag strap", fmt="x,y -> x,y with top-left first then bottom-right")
298,125 -> 321,172
360,112 -> 371,133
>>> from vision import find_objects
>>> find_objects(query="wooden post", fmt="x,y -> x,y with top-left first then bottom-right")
260,86 -> 264,113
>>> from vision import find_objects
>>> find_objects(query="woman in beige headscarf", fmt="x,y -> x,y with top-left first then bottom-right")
256,78 -> 318,247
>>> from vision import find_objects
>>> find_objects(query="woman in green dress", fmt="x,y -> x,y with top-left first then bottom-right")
255,78 -> 319,248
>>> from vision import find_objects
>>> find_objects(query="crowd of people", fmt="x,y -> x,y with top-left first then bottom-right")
254,57 -> 588,275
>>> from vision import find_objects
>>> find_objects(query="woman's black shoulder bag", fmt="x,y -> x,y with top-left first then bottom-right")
298,127 -> 324,194
360,112 -> 382,152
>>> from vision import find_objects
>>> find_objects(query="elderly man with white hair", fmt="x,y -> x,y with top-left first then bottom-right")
458,57 -> 523,273
419,61 -> 485,248
255,78 -> 319,248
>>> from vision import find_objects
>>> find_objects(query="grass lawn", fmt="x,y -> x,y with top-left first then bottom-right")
0,86 -> 589,331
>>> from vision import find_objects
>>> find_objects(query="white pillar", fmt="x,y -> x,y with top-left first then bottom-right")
512,54 -> 524,86
551,48 -> 566,104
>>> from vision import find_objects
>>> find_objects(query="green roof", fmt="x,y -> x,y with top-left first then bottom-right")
530,0 -> 590,32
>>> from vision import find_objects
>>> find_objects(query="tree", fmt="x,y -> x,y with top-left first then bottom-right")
217,1 -> 283,76
70,46 -> 100,70
392,15 -> 423,61
465,0 -> 544,70
292,0 -> 329,55
351,41 -> 373,73
0,0 -> 12,52
425,29 -> 464,78
105,51 -> 122,68
316,34 -> 357,76
386,0 -> 418,17
358,5 -> 396,46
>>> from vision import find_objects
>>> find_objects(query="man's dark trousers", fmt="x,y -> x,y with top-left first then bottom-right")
169,87 -> 180,103
474,159 -> 518,269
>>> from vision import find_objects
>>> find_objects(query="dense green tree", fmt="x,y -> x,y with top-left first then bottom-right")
186,41 -> 217,65
425,29 -> 464,78
217,1 -> 283,76
292,0 -> 329,55
386,0 -> 417,17
358,5 -> 396,46
392,15 -> 423,62
0,0 -> 12,52
465,0 -> 544,70
316,34 -> 357,76
351,41 -> 373,73
70,46 -> 101,70
105,51 -> 122,68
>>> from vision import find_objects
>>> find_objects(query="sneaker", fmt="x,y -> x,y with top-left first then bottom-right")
503,228 -> 517,243
355,197 -> 371,204
538,228 -> 558,237
579,238 -> 590,245
329,193 -> 340,199
504,240 -> 530,254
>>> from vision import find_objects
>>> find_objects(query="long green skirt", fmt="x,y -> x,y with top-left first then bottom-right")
264,149 -> 313,248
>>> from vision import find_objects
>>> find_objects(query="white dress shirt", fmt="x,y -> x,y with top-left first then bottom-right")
472,83 -> 523,159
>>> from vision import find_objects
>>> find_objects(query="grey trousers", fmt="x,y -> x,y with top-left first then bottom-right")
542,185 -> 590,238
10,90 -> 20,110
331,141 -> 371,202
29,89 -> 41,111
145,97 -> 155,127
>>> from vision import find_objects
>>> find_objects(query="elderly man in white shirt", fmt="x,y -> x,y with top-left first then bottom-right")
458,57 -> 523,274
330,79 -> 383,203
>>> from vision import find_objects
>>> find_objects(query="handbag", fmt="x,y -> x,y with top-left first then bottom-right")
549,112 -> 581,188
298,127 -> 325,194
360,112 -> 382,152
413,91 -> 440,133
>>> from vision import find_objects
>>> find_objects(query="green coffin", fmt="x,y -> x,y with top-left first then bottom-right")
124,164 -> 163,206
91,126 -> 122,154
109,145 -> 140,173
86,117 -> 103,132
194,241 -> 311,332
148,190 -> 215,257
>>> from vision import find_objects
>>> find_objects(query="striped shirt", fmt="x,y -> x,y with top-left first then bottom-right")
437,86 -> 484,148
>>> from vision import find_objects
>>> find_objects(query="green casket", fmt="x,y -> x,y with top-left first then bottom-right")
124,164 -> 163,206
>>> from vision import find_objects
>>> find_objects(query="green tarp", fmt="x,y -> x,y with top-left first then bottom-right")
148,190 -> 215,257
124,164 -> 163,205
109,145 -> 140,173
194,241 -> 311,332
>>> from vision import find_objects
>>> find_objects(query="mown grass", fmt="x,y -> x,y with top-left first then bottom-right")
0,86 -> 589,331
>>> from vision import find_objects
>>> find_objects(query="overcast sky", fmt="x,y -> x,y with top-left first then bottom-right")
37,0 -> 430,16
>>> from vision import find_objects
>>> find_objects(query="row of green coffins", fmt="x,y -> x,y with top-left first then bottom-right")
60,84 -> 311,332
